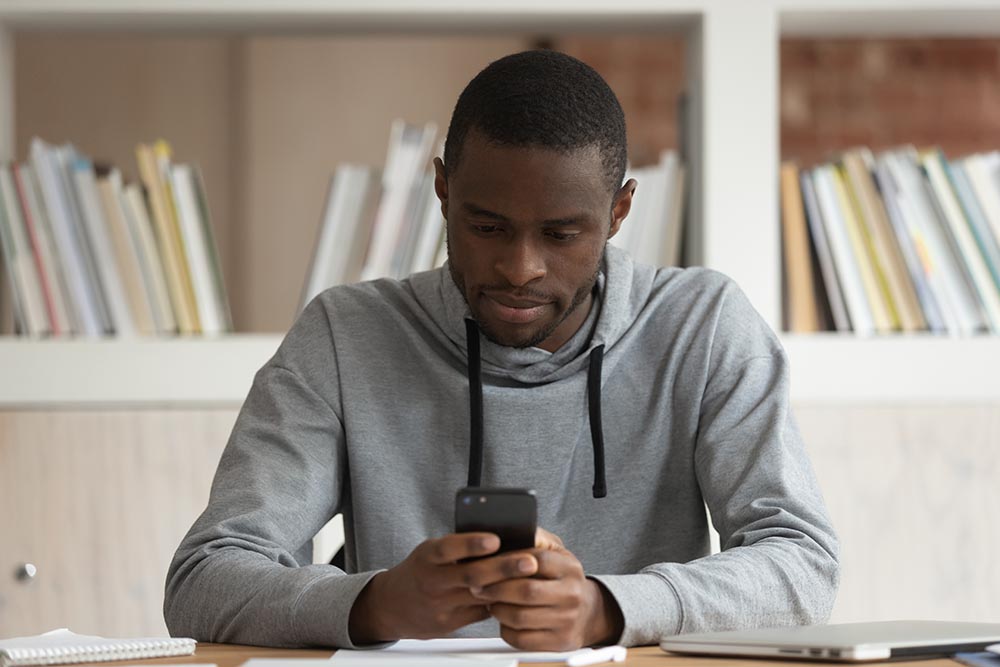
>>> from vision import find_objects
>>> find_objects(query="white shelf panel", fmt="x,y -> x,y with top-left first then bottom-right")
0,1 -> 700,32
783,334 -> 1000,403
0,335 -> 281,407
2,334 -> 997,407
780,1 -> 1000,36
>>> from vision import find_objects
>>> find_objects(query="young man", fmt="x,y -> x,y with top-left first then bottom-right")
165,50 -> 839,650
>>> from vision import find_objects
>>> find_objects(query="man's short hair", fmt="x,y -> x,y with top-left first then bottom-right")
443,49 -> 628,195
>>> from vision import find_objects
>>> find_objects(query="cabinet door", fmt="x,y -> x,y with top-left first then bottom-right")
0,410 -> 234,637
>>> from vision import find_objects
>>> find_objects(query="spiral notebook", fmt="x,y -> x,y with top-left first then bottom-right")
0,629 -> 196,667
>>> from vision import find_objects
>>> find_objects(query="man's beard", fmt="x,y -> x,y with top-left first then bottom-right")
447,233 -> 602,349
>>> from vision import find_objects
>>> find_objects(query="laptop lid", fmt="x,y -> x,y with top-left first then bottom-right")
659,620 -> 1000,662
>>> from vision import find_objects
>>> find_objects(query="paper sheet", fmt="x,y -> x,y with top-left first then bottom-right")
331,638 -> 625,665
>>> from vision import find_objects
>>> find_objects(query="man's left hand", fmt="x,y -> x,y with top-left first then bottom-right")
471,537 -> 624,651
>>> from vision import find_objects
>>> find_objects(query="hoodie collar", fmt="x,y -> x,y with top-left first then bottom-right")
429,244 -> 634,384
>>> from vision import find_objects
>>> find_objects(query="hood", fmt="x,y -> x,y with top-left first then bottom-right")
408,243 -> 648,385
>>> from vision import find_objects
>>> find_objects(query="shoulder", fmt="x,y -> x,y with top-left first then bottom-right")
644,266 -> 784,369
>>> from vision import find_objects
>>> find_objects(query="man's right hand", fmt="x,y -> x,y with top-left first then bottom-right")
348,532 -> 540,644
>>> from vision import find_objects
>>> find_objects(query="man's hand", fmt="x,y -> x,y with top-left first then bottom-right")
473,534 -> 624,651
348,533 -> 540,644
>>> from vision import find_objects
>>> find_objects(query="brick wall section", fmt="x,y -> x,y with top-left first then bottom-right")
557,36 -> 1000,169
782,38 -> 1000,166
555,35 -> 686,167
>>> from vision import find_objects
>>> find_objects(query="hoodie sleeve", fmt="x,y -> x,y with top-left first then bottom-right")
592,282 -> 840,647
163,299 -> 386,649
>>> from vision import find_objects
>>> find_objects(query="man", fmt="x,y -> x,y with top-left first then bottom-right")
165,50 -> 839,650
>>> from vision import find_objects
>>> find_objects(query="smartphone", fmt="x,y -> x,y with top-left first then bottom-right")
454,486 -> 537,555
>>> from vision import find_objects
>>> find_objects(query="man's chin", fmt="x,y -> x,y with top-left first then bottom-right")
475,318 -> 554,349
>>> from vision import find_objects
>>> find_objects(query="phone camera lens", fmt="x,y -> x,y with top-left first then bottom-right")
479,496 -> 487,503
462,496 -> 472,505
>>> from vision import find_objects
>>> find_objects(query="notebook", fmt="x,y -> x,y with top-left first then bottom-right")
659,620 -> 1000,662
0,629 -> 196,667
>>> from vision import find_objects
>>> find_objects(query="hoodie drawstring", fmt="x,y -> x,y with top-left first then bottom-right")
464,318 -> 607,499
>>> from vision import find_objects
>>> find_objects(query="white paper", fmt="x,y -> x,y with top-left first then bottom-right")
243,660 -> 336,667
331,638 -> 625,665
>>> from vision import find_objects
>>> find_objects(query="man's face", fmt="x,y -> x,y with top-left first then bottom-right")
436,130 -> 633,352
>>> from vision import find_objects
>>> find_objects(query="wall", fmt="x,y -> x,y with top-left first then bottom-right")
782,38 -> 1000,165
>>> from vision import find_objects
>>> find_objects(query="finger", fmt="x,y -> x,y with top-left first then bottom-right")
500,627 -> 576,652
535,527 -> 565,550
448,603 -> 492,630
475,576 -> 556,606
452,553 -> 538,591
532,548 -> 583,580
489,601 -> 573,631
421,533 -> 501,564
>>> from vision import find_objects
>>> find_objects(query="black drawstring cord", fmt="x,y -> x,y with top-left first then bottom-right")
466,318 -> 484,487
587,345 -> 607,498
463,318 -> 607,498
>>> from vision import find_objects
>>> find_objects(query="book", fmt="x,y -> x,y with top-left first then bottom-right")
361,120 -> 438,281
302,164 -> 380,307
135,141 -> 199,334
0,164 -> 50,336
811,165 -> 876,336
96,170 -> 157,336
70,154 -> 136,336
0,628 -> 195,667
889,148 -> 985,334
13,163 -> 74,335
872,156 -> 948,334
780,161 -> 821,332
120,182 -> 177,334
800,169 -> 851,332
947,160 -> 1000,297
833,161 -> 895,332
29,138 -> 106,336
921,149 -> 1000,332
169,163 -> 230,335
842,149 -> 926,332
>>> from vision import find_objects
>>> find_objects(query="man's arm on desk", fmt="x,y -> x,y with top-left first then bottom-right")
589,288 -> 840,647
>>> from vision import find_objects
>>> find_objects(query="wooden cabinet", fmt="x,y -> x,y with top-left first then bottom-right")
0,410 -> 234,637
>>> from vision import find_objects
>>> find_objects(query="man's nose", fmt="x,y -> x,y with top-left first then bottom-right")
495,236 -> 546,287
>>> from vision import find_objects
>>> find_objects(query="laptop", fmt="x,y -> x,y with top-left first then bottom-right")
659,620 -> 1000,662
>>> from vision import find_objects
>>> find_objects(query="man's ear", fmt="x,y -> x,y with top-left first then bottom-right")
608,178 -> 637,240
433,157 -> 449,220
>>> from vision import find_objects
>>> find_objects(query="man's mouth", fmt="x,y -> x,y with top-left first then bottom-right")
481,292 -> 552,324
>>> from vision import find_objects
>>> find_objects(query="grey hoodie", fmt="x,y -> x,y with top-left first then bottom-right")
164,245 -> 839,648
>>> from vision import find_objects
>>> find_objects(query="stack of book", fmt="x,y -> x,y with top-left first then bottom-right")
781,147 -> 1000,336
301,121 -> 687,309
610,150 -> 686,268
0,138 -> 231,337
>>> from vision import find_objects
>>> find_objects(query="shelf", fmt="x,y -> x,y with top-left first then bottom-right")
0,335 -> 281,407
781,334 -> 1000,402
0,1 -> 700,32
780,1 -> 1000,37
1,335 -> 996,407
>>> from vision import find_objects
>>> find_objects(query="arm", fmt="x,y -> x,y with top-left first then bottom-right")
164,300 -> 380,648
590,287 -> 840,647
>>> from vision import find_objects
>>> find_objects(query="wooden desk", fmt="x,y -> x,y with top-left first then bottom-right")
83,643 -> 964,667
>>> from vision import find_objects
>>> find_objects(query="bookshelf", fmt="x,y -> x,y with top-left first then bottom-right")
1,1 -> 998,634
0,0 -> 999,405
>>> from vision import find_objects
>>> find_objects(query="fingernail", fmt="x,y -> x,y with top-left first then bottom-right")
518,558 -> 534,572
470,586 -> 482,595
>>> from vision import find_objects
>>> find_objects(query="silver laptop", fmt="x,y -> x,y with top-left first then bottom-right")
659,620 -> 1000,662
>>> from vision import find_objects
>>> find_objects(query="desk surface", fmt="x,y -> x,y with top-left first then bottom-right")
82,643 -> 963,667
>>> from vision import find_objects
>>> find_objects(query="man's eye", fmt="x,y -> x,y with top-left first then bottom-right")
546,231 -> 578,241
472,224 -> 499,234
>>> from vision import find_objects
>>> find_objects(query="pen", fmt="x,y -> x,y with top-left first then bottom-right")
566,645 -> 627,667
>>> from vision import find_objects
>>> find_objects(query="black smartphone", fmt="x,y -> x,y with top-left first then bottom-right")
454,486 -> 537,555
